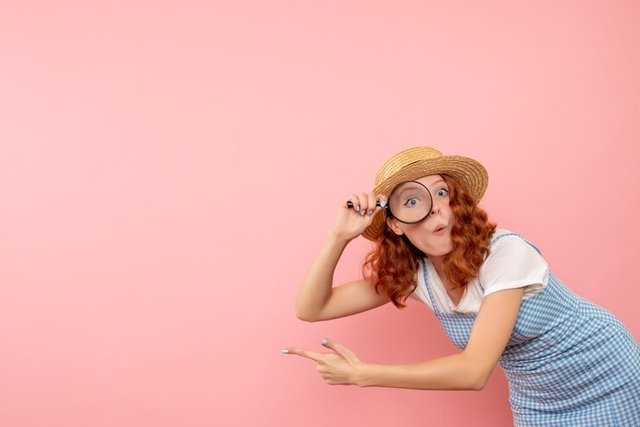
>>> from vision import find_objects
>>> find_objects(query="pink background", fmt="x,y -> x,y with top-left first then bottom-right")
1,1 -> 638,426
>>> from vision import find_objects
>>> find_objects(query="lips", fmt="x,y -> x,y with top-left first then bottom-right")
433,224 -> 446,233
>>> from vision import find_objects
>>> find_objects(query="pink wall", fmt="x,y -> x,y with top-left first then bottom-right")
1,1 -> 638,426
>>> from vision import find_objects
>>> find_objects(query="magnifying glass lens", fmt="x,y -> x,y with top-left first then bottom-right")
388,181 -> 433,224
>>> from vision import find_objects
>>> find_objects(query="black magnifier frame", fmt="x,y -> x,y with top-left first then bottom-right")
345,180 -> 434,224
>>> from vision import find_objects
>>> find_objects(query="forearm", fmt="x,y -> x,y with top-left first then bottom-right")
295,231 -> 350,320
356,352 -> 488,391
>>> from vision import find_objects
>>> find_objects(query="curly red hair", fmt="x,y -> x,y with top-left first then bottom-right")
363,175 -> 496,308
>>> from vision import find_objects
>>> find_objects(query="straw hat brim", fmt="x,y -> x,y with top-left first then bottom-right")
362,155 -> 488,241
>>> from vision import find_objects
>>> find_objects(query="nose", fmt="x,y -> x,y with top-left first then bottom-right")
430,203 -> 440,216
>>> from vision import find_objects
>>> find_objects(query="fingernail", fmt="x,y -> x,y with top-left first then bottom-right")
321,338 -> 329,346
280,349 -> 289,354
355,205 -> 360,212
380,199 -> 387,208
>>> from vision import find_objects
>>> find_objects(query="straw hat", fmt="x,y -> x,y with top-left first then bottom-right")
362,146 -> 489,241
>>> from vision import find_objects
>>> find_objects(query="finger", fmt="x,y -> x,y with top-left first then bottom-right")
376,193 -> 388,209
355,192 -> 369,215
318,369 -> 350,386
283,347 -> 326,363
320,338 -> 359,363
366,192 -> 377,216
362,192 -> 379,215
346,193 -> 372,215
346,193 -> 363,213
347,193 -> 386,214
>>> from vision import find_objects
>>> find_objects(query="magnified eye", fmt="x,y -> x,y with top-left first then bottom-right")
402,193 -> 425,208
404,197 -> 419,207
388,180 -> 434,224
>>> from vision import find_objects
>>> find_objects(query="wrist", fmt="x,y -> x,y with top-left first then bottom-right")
353,363 -> 377,387
327,229 -> 354,246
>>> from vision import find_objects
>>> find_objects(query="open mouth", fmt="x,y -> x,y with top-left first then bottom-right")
434,225 -> 446,233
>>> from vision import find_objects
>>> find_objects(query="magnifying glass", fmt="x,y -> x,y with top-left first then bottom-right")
346,181 -> 434,224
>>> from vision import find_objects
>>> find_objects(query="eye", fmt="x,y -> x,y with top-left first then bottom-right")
404,197 -> 420,207
436,188 -> 449,198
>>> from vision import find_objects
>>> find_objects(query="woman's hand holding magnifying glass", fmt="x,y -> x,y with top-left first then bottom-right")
331,191 -> 386,241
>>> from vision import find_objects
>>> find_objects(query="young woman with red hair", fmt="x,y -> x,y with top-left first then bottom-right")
283,147 -> 639,426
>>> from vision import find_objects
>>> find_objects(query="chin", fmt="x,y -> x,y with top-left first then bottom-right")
430,249 -> 453,257
423,244 -> 453,258
410,235 -> 453,257
429,243 -> 453,257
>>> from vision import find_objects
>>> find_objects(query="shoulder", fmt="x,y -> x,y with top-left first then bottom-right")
487,229 -> 544,259
480,229 -> 549,298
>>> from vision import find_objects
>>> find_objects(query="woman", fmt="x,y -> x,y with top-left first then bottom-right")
282,147 -> 639,426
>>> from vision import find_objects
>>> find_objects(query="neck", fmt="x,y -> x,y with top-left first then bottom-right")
429,255 -> 459,291
429,255 -> 445,271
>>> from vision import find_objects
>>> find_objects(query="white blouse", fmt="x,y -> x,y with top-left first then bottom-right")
410,229 -> 549,314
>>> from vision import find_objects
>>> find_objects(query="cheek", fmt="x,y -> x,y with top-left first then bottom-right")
444,205 -> 455,222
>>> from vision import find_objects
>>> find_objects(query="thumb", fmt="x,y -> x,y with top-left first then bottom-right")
321,338 -> 360,363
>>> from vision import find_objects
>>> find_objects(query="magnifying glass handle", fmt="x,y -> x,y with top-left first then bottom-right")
346,200 -> 385,208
